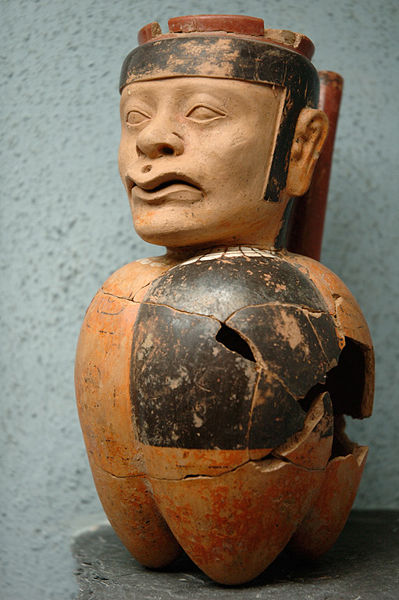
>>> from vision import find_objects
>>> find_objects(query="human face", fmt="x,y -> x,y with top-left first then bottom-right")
119,77 -> 285,248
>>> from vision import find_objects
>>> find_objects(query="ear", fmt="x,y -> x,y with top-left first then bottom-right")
286,108 -> 329,197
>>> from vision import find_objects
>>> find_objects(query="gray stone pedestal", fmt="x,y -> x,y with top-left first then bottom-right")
72,510 -> 398,599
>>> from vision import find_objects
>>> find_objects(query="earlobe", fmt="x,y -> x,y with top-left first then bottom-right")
286,108 -> 329,197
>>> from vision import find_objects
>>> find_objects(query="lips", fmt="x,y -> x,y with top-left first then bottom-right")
129,175 -> 203,205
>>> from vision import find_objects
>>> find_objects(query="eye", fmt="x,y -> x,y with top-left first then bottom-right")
186,104 -> 226,122
126,109 -> 151,126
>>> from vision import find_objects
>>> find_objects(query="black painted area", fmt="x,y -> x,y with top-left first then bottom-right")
144,255 -> 327,321
307,312 -> 342,366
120,37 -> 318,97
131,255 -> 341,450
131,303 -> 257,449
249,372 -> 306,449
73,511 -> 399,599
228,304 -> 339,398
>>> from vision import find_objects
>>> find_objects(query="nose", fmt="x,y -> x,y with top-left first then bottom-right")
136,122 -> 184,159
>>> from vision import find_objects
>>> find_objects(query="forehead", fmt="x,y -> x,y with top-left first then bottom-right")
120,77 -> 284,110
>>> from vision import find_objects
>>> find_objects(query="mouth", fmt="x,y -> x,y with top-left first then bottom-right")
128,175 -> 203,205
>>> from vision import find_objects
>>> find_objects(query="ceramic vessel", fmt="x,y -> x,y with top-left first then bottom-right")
75,15 -> 374,585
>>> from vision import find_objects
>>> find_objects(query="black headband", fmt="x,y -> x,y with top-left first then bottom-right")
120,35 -> 317,92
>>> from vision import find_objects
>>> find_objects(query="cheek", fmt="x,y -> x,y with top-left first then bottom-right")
206,134 -> 266,190
197,137 -> 245,183
118,131 -> 137,166
118,147 -> 124,177
233,131 -> 274,186
118,137 -> 127,171
118,145 -> 132,193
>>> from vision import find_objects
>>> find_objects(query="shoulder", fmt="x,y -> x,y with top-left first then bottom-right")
101,254 -> 180,300
285,252 -> 374,418
285,252 -> 372,348
78,254 -> 180,331
76,254 -> 180,371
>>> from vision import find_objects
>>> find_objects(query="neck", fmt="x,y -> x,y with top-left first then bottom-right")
165,238 -> 284,262
165,206 -> 291,261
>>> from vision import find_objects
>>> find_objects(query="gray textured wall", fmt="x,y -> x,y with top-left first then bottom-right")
1,1 -> 398,598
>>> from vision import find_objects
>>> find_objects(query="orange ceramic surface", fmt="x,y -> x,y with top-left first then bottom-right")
150,459 -> 325,584
76,15 -> 374,586
289,446 -> 368,559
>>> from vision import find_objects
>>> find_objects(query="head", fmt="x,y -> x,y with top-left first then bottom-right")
118,16 -> 328,251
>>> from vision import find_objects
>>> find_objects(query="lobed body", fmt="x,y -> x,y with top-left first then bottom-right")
75,247 -> 373,584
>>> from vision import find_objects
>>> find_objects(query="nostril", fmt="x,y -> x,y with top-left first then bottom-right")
160,146 -> 174,155
142,165 -> 152,173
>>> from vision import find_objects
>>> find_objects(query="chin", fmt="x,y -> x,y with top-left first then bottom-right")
134,218 -> 226,248
136,228 -> 207,248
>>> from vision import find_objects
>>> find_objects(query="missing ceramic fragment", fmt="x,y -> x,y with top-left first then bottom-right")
298,336 -> 370,418
215,323 -> 256,362
271,391 -> 333,470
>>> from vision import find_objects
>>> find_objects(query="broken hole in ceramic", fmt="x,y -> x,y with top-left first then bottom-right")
297,336 -> 366,418
298,381 -> 327,413
216,323 -> 256,362
331,414 -> 359,459
324,337 -> 366,417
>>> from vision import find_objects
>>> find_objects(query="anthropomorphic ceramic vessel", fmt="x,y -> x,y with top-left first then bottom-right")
75,15 -> 374,584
